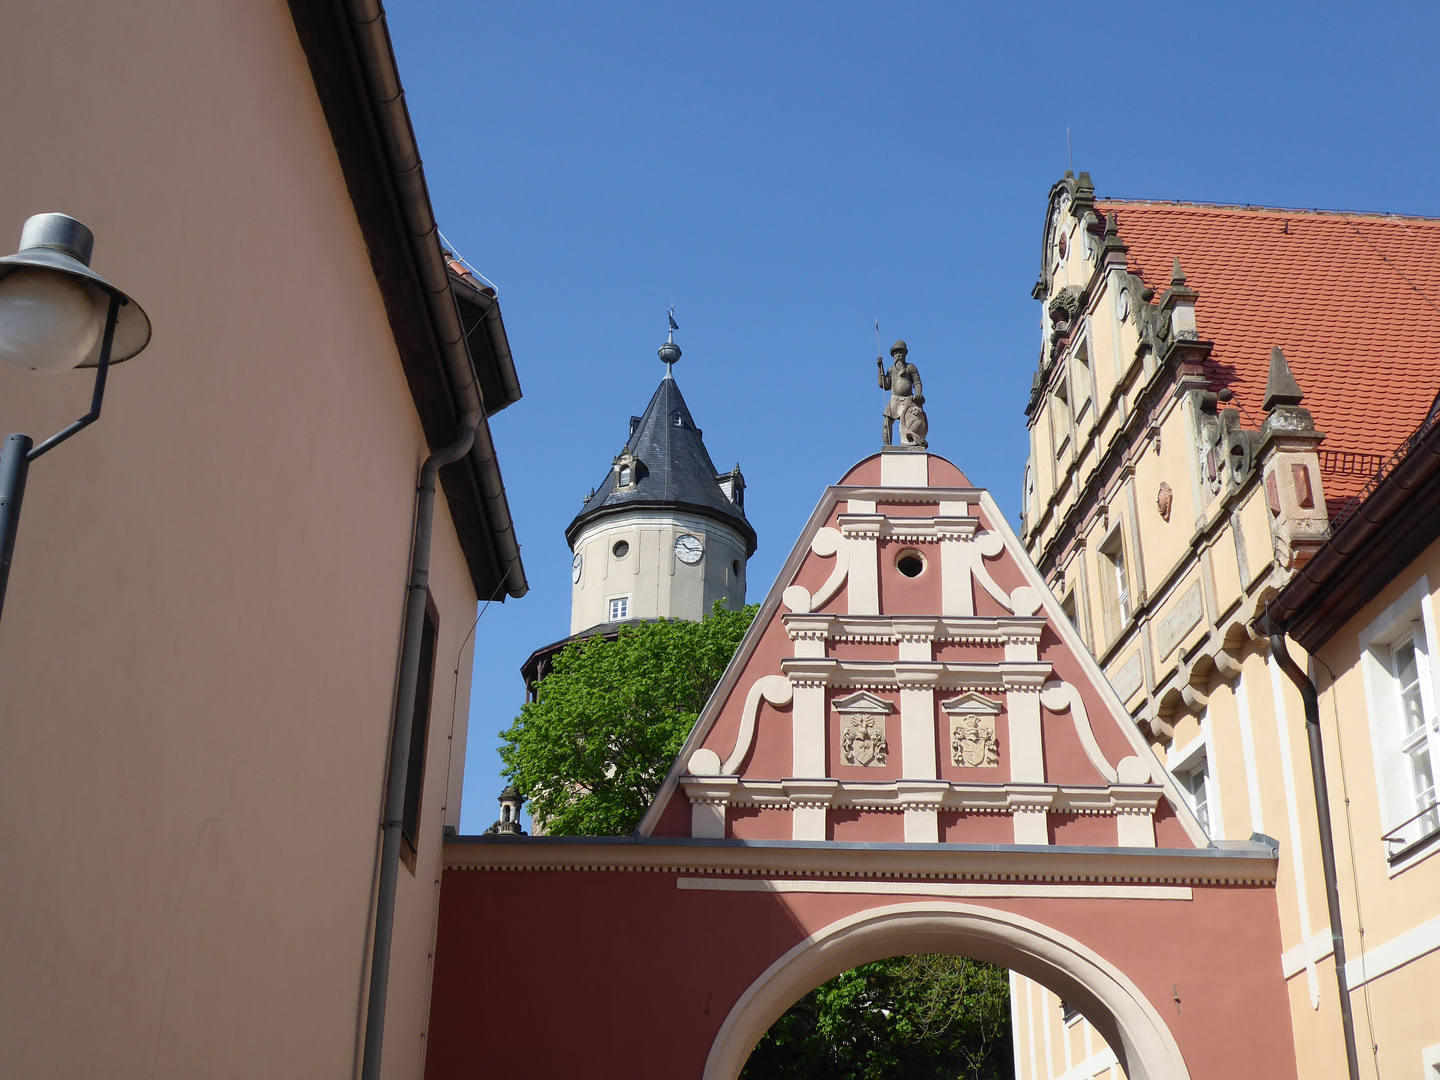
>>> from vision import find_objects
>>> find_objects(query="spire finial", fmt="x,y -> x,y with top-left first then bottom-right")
658,307 -> 682,373
1171,257 -> 1187,287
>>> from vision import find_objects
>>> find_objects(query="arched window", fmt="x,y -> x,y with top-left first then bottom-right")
618,465 -> 631,486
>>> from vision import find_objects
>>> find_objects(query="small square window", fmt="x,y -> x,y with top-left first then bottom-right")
608,596 -> 629,622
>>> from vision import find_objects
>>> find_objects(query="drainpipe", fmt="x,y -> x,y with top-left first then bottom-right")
1267,620 -> 1362,1080
361,412 -> 476,1080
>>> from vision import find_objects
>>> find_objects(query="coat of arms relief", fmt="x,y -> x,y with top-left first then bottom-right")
833,691 -> 892,767
943,692 -> 1001,768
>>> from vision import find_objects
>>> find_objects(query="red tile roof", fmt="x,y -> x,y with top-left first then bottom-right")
1096,200 -> 1440,514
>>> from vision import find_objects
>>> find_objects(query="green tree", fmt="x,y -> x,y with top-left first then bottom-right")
741,954 -> 1012,1080
499,602 -> 757,835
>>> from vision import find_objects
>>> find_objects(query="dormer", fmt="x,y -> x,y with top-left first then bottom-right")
612,449 -> 643,491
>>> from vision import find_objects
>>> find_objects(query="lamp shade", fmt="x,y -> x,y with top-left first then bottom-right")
0,214 -> 151,371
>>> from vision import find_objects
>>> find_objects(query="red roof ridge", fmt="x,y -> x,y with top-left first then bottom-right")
1095,198 -> 1440,226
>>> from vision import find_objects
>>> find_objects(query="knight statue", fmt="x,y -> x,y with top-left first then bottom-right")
877,339 -> 928,448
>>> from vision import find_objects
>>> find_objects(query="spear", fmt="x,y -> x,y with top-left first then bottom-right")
875,319 -> 883,369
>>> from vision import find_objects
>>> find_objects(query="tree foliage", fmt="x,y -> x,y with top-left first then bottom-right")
741,954 -> 1012,1080
499,603 -> 757,835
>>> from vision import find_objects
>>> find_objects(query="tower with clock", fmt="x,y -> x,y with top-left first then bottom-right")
563,325 -> 755,636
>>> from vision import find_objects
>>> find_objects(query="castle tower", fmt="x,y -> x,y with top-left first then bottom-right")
564,329 -> 756,635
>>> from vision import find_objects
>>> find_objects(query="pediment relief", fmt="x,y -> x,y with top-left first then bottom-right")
832,690 -> 893,715
940,691 -> 1003,716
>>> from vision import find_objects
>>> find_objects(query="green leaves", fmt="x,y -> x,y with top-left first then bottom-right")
499,602 -> 757,836
741,955 -> 1012,1080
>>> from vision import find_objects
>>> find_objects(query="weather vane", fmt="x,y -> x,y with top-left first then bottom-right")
658,307 -> 682,372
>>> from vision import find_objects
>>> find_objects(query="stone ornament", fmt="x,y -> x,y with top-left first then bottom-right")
951,714 -> 999,768
834,691 -> 893,767
941,692 -> 1002,768
877,339 -> 928,449
841,714 -> 888,767
1156,482 -> 1173,522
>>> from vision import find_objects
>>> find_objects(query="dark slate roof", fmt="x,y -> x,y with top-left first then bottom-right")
565,371 -> 756,553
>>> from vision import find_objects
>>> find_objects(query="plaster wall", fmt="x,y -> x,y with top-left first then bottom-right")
1012,974 -> 1125,1080
0,4 -> 478,1077
570,510 -> 748,634
425,863 -> 1296,1080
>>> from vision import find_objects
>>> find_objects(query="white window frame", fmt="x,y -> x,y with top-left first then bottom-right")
607,595 -> 630,622
1071,329 -> 1094,424
1358,575 -> 1440,873
1170,720 -> 1222,840
1098,523 -> 1130,641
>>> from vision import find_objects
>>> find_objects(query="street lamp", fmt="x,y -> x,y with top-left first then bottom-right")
0,213 -> 151,623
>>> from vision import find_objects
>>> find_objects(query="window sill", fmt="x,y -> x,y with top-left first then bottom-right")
1386,826 -> 1440,877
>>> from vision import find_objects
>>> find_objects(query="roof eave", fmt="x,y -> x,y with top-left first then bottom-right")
564,498 -> 758,556
287,0 -> 527,600
1271,420 -> 1440,650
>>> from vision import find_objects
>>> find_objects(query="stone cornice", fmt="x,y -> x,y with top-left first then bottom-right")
781,614 -> 1048,647
779,657 -> 1052,691
443,835 -> 1280,887
678,778 -> 1166,817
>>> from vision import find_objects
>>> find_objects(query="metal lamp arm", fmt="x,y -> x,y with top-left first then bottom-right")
27,292 -> 121,462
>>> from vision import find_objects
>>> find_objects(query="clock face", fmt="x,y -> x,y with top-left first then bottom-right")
674,533 -> 704,565
571,552 -> 583,584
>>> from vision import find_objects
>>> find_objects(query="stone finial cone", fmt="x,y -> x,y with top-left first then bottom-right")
1171,258 -> 1187,287
1263,346 -> 1306,411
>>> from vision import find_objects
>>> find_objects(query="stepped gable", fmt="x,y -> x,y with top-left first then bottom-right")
565,370 -> 756,554
640,451 -> 1205,849
1099,200 -> 1440,512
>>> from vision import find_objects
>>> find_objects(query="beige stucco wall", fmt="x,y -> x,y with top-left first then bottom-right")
1010,972 -> 1126,1080
570,510 -> 748,634
0,4 -> 479,1078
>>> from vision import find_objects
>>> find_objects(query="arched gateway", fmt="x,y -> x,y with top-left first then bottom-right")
426,452 -> 1297,1079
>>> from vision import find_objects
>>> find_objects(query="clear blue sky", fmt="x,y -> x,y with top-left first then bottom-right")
384,3 -> 1440,833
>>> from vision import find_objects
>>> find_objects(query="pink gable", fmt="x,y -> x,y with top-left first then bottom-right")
642,451 -> 1205,850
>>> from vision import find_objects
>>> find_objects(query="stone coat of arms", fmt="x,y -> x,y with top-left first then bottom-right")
841,714 -> 888,767
951,714 -> 999,768
833,691 -> 893,768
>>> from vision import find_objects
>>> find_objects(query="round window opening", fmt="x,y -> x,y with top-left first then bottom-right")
896,550 -> 925,578
612,540 -> 630,558
732,559 -> 741,576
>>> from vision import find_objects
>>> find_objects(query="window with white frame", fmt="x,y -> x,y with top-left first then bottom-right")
1051,377 -> 1072,458
1359,578 -> 1440,863
1098,524 -> 1130,640
608,596 -> 629,622
1072,336 -> 1093,422
1170,724 -> 1219,838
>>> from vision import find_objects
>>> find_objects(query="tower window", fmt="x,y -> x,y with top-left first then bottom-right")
608,596 -> 629,621
732,559 -> 741,577
618,465 -> 631,486
612,540 -> 630,558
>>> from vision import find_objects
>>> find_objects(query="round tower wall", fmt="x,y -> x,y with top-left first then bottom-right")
569,510 -> 748,635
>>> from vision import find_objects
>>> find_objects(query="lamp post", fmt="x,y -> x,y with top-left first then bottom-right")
0,213 -> 151,623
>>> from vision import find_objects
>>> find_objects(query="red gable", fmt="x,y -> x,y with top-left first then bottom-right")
641,451 -> 1204,850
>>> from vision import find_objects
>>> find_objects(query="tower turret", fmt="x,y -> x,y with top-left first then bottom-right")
564,326 -> 755,635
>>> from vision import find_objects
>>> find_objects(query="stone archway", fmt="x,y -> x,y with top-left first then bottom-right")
706,902 -> 1188,1080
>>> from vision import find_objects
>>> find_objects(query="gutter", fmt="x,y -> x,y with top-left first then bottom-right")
333,3 -> 524,1077
341,0 -> 526,599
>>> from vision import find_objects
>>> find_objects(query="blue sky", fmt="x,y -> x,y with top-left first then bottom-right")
384,2 -> 1440,833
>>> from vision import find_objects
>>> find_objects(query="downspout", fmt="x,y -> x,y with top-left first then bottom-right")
339,2 -> 494,1077
1267,620 -> 1362,1080
361,414 -> 476,1080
